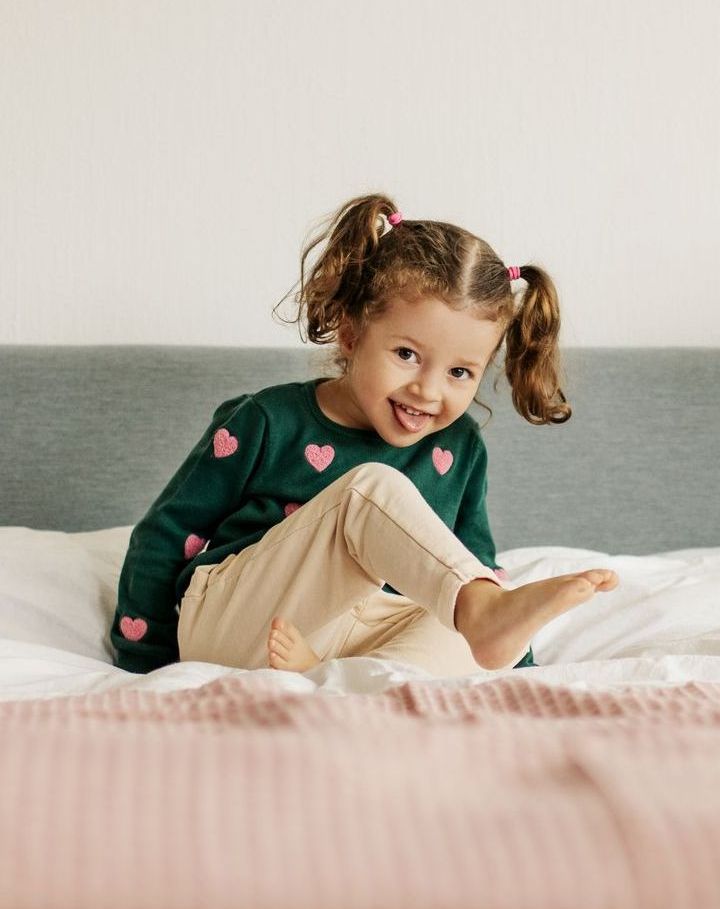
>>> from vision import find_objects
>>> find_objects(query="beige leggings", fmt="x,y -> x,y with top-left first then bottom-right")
177,462 -> 529,678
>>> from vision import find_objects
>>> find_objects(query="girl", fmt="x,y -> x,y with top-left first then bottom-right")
111,193 -> 619,678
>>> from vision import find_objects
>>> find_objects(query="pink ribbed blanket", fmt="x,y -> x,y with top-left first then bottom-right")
1,675 -> 719,909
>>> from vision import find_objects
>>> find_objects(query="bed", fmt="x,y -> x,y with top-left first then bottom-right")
1,343 -> 719,909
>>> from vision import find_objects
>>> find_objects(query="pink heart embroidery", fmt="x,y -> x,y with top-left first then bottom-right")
184,534 -> 207,559
120,616 -> 147,642
284,503 -> 301,516
493,567 -> 509,581
432,447 -> 453,475
213,428 -> 238,458
305,443 -> 335,472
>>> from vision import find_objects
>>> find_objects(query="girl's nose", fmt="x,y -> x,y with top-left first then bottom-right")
407,378 -> 441,408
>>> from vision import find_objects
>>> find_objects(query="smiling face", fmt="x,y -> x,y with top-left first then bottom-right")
321,294 -> 506,447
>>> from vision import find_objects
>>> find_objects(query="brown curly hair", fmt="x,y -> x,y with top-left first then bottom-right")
273,192 -> 571,426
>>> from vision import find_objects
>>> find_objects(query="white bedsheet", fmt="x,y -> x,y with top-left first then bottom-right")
1,525 -> 719,701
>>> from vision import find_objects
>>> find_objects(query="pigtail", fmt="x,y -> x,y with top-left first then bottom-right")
273,192 -> 398,347
502,265 -> 572,425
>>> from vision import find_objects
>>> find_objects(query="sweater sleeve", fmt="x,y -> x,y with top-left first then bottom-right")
453,434 -> 504,576
111,395 -> 268,674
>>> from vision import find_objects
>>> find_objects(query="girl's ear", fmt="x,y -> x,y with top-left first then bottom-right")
337,319 -> 359,357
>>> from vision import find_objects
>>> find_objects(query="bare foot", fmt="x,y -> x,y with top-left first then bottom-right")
267,616 -> 322,673
455,569 -> 620,670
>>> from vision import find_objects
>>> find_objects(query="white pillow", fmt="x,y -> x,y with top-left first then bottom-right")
0,525 -> 132,663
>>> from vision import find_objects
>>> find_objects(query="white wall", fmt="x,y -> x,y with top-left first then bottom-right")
1,0 -> 718,347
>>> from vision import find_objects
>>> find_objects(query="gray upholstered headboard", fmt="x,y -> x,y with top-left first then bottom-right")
1,345 -> 718,555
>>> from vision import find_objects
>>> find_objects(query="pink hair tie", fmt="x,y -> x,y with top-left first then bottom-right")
507,265 -> 522,281
388,211 -> 403,226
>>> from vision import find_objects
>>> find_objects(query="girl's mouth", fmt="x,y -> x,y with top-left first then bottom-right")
390,399 -> 431,432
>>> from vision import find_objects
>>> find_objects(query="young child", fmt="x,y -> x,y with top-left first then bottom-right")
111,193 -> 619,678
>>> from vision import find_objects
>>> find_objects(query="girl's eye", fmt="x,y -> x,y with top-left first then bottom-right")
394,348 -> 474,380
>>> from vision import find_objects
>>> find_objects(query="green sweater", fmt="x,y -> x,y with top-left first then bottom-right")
112,378 -> 535,673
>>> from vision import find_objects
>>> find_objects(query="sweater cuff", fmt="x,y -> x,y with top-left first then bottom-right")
114,650 -> 175,675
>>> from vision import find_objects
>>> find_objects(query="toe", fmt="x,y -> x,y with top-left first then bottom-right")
274,617 -> 301,638
270,629 -> 293,648
281,618 -> 299,637
270,635 -> 290,656
582,569 -> 619,591
599,570 -> 620,591
578,569 -> 606,587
